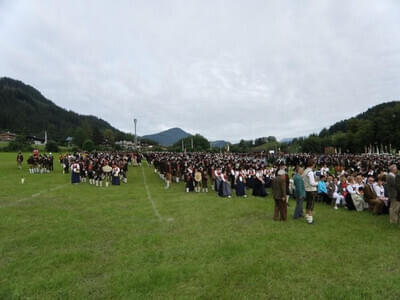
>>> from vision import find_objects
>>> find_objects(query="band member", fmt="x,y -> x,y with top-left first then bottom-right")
202,169 -> 208,192
194,168 -> 202,193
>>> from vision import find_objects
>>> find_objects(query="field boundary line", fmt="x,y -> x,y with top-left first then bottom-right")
141,163 -> 163,222
1,183 -> 69,208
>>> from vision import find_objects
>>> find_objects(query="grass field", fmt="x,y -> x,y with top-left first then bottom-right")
1,153 -> 400,299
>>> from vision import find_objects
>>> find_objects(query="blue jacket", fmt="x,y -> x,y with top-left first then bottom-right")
317,181 -> 328,194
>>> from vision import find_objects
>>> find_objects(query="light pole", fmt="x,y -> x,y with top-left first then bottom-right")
134,118 -> 137,150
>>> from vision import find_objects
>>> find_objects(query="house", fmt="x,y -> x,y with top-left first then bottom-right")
0,131 -> 16,141
116,140 -> 135,149
27,136 -> 45,145
65,136 -> 73,147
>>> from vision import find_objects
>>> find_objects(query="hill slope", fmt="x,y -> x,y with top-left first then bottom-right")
0,77 -> 125,142
142,127 -> 191,146
296,101 -> 400,153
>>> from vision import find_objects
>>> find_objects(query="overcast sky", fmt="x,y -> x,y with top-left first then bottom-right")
1,0 -> 400,142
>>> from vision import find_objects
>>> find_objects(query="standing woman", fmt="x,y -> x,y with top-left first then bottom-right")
71,160 -> 81,184
252,168 -> 267,197
235,168 -> 247,198
112,164 -> 120,185
218,170 -> 232,198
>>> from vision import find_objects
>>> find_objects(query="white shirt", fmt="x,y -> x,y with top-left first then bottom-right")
373,183 -> 385,198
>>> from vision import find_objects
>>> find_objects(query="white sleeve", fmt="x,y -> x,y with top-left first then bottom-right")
373,185 -> 381,197
347,185 -> 355,194
308,171 -> 317,186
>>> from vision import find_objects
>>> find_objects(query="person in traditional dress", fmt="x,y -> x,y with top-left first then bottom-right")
16,152 -> 23,170
71,160 -> 80,184
333,177 -> 345,210
303,159 -> 318,224
214,167 -> 222,193
234,168 -> 247,197
252,168 -> 267,197
185,171 -> 195,192
202,169 -> 208,192
293,167 -> 305,219
346,176 -> 365,212
272,169 -> 287,221
112,164 -> 121,185
218,170 -> 232,198
194,168 -> 202,193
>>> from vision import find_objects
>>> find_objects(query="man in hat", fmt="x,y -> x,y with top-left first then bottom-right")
272,169 -> 287,221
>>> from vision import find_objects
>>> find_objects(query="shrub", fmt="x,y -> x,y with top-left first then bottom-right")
5,135 -> 33,152
82,139 -> 95,152
45,140 -> 59,152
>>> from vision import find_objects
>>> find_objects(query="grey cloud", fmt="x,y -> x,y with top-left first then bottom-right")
1,0 -> 400,142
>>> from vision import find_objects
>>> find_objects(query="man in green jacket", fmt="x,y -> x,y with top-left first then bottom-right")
293,167 -> 305,219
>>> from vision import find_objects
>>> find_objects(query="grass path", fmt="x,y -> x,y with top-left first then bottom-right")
0,153 -> 400,299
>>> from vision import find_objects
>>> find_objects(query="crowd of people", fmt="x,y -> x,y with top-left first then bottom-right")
147,152 -> 400,226
23,149 -> 54,174
58,151 -> 142,186
16,149 -> 400,226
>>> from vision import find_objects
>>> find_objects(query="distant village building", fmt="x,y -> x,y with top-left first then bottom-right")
27,136 -> 45,145
116,140 -> 135,149
0,131 -> 16,141
65,136 -> 73,147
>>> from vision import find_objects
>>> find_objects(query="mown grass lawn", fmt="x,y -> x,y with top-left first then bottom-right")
0,152 -> 400,299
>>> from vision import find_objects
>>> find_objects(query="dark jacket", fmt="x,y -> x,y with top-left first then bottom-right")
272,176 -> 286,200
386,174 -> 397,201
364,184 -> 377,203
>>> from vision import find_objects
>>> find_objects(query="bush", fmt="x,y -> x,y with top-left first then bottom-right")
82,139 -> 95,152
45,140 -> 59,152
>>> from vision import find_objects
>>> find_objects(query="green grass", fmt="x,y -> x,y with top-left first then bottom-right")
0,152 -> 400,299
0,141 -> 9,149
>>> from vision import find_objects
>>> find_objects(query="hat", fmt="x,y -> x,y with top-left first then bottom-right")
277,170 -> 286,176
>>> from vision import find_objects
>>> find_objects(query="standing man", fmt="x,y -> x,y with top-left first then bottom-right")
303,159 -> 318,224
272,169 -> 287,221
387,165 -> 400,224
16,152 -> 24,170
293,167 -> 305,219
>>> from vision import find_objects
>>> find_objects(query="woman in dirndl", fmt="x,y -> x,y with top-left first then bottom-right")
71,160 -> 80,184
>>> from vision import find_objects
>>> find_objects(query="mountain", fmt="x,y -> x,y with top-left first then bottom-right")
280,137 -> 294,144
0,77 -> 126,142
297,101 -> 400,153
210,140 -> 229,148
142,127 -> 191,146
